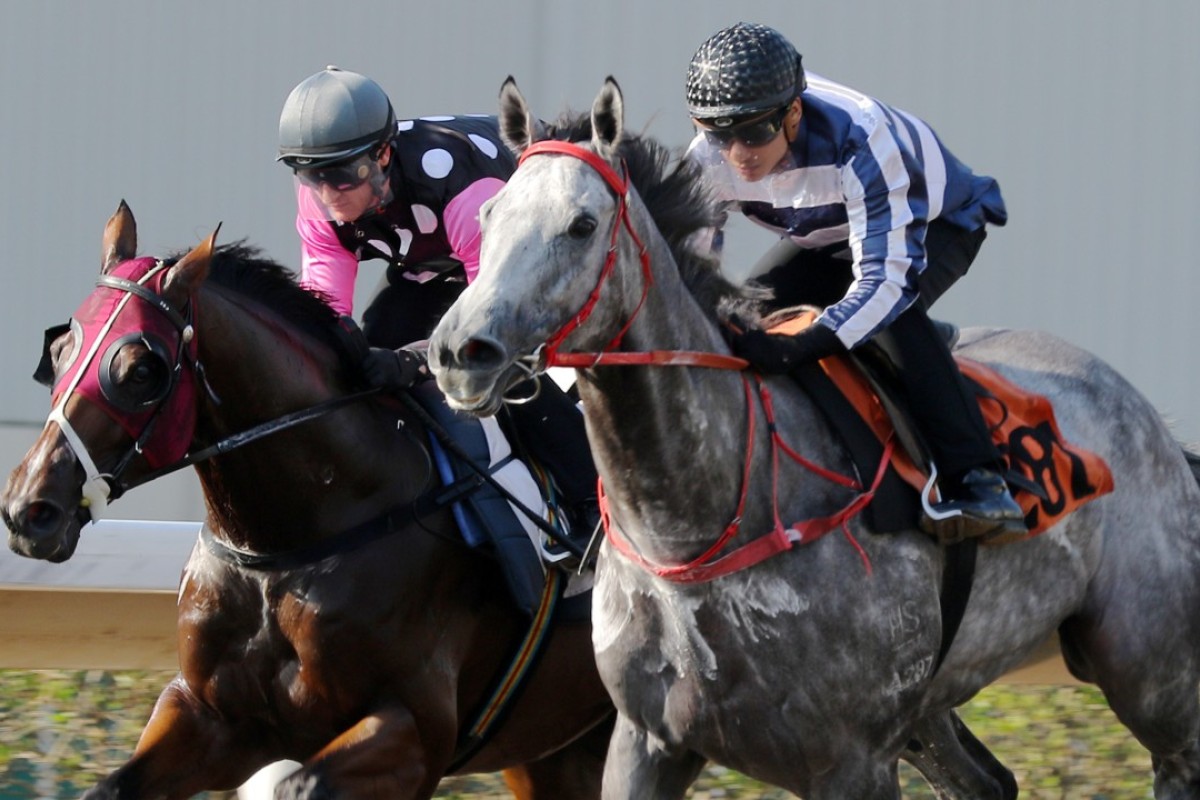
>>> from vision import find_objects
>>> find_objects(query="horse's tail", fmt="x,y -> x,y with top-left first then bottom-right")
1182,447 -> 1200,488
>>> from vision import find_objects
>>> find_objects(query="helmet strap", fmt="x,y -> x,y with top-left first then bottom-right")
784,99 -> 802,142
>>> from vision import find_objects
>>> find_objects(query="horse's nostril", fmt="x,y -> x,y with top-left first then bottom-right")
23,501 -> 63,536
459,337 -> 506,369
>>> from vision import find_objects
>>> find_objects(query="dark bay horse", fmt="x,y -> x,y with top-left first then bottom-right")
428,77 -> 1200,799
0,202 -> 615,799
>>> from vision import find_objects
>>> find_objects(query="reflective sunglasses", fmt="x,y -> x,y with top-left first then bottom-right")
294,155 -> 374,192
698,105 -> 790,149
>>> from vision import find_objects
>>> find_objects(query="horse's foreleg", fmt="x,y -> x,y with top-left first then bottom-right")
274,706 -> 441,800
599,712 -> 706,800
1153,746 -> 1200,800
81,678 -> 274,799
904,711 -> 1017,800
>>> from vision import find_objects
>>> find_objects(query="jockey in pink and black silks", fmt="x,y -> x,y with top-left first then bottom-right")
280,69 -> 515,349
277,67 -> 598,560
685,23 -> 1024,541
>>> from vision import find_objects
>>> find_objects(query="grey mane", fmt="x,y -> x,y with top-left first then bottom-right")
538,113 -> 763,324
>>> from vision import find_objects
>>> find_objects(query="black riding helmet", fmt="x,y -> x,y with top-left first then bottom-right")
277,66 -> 396,169
685,22 -> 807,121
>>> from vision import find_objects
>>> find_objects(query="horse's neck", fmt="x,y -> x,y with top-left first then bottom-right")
577,229 -> 852,558
576,236 -> 763,548
193,291 -> 425,548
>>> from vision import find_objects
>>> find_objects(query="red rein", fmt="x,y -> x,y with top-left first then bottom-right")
518,141 -> 889,582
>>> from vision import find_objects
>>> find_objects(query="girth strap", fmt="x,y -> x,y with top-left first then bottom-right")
786,360 -> 975,677
446,568 -> 565,772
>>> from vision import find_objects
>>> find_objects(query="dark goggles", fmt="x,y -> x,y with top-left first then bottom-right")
698,106 -> 789,149
294,154 -> 374,191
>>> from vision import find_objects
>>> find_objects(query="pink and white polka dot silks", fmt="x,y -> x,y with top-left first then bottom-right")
295,115 -> 516,316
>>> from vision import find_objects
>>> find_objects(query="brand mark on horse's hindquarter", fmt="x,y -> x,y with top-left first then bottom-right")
885,655 -> 935,696
887,600 -> 922,647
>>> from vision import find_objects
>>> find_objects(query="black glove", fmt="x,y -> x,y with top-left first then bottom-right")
732,323 -> 845,374
362,347 -> 429,390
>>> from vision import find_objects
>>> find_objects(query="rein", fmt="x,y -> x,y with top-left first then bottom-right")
119,388 -> 382,494
600,375 -> 895,582
518,140 -> 894,582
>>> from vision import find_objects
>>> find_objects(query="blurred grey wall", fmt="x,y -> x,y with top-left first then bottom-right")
1,1 -> 1197,522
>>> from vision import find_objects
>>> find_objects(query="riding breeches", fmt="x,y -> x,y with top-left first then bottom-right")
868,306 -> 1002,479
750,221 -> 1000,479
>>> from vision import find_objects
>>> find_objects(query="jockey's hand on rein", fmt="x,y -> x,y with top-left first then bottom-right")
732,324 -> 844,374
363,347 -> 429,390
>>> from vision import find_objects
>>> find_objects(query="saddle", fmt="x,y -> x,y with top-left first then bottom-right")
767,314 -> 1115,543
408,382 -> 593,616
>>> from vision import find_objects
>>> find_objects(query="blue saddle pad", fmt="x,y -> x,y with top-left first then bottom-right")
410,383 -> 562,616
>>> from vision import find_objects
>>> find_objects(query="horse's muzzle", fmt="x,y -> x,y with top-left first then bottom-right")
3,497 -> 81,562
2,446 -> 87,562
430,332 -> 526,417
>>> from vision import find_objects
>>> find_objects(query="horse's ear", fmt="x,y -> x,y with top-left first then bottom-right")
498,76 -> 545,155
162,223 -> 220,303
590,76 -> 624,159
101,200 -> 138,274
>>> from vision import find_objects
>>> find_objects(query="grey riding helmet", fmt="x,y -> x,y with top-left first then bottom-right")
685,22 -> 806,121
277,66 -> 396,169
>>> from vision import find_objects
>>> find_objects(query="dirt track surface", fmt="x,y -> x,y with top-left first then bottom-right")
0,587 -> 1077,682
0,589 -> 179,670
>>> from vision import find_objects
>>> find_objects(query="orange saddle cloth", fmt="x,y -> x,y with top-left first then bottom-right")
769,317 -> 1114,538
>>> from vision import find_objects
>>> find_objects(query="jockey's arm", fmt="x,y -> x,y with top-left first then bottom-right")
297,215 -> 360,317
444,177 -> 506,284
816,125 -> 927,350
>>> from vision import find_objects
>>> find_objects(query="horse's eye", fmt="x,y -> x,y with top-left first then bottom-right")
129,355 -> 168,387
99,335 -> 174,411
567,216 -> 598,239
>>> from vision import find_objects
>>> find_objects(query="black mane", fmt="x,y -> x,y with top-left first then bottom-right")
542,114 -> 761,321
166,242 -> 342,348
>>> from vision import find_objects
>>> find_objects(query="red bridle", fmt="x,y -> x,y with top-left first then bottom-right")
515,140 -> 891,582
516,140 -> 747,371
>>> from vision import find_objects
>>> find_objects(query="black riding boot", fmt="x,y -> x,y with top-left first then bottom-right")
501,377 -> 600,563
871,305 -> 1025,542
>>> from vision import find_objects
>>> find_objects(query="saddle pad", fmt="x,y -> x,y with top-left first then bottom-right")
817,351 -> 1115,539
411,383 -> 592,613
765,313 -> 1114,538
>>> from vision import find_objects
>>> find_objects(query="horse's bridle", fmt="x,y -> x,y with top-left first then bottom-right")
509,140 -> 897,584
46,261 -> 197,521
513,140 -> 747,375
46,261 -> 379,523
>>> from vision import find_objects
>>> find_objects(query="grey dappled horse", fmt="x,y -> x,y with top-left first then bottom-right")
429,77 -> 1200,800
